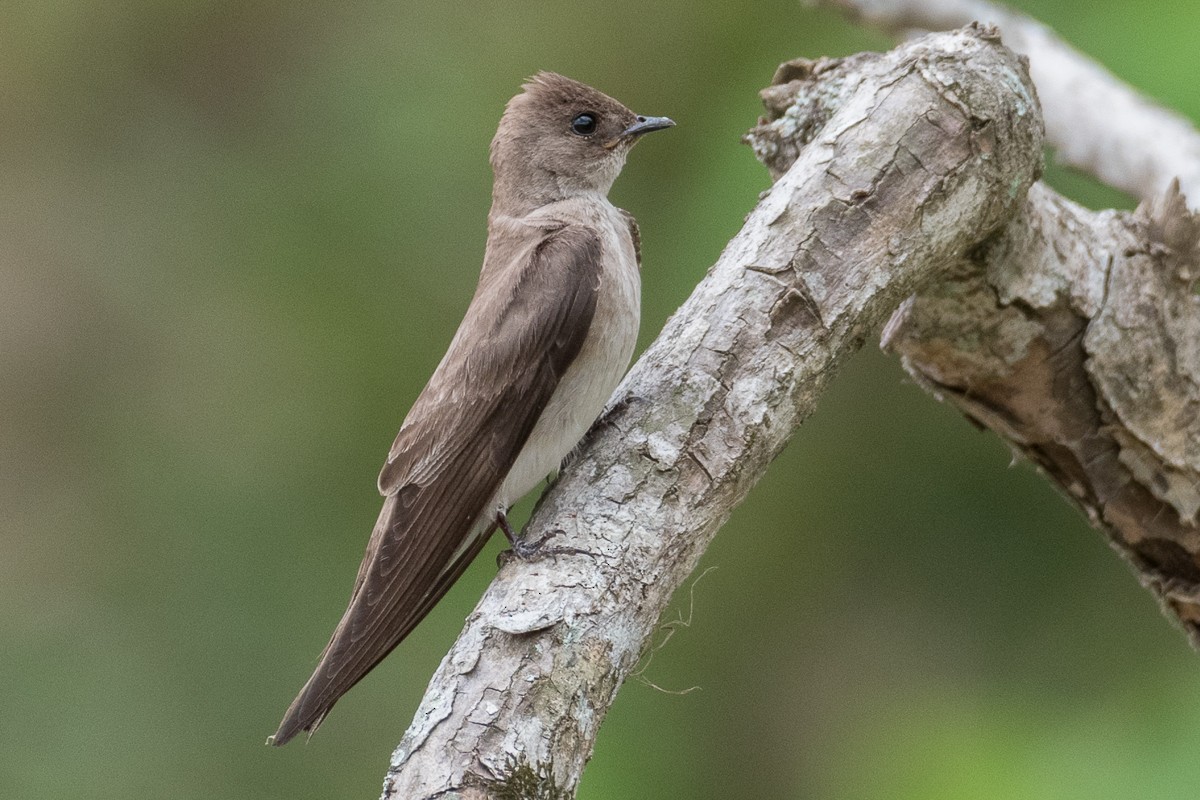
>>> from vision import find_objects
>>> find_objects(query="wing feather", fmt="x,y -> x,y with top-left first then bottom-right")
272,224 -> 602,745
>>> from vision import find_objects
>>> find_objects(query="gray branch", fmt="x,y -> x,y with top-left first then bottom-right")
381,25 -> 1044,799
816,0 -> 1200,205
815,0 -> 1200,647
883,179 -> 1200,644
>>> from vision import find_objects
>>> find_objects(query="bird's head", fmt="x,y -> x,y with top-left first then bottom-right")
489,72 -> 674,213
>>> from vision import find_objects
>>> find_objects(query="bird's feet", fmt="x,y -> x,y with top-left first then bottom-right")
495,511 -> 600,566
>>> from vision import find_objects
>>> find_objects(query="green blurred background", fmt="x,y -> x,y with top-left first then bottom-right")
3,1 -> 1199,797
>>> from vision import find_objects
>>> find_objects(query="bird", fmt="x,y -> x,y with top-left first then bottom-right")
270,72 -> 674,745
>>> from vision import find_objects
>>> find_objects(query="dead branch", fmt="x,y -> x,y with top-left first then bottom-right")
381,25 -> 1043,799
816,0 -> 1200,205
883,179 -> 1200,642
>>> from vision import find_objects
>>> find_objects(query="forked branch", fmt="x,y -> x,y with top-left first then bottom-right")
382,25 -> 1044,799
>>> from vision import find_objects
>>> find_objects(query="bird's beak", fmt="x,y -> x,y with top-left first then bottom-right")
621,115 -> 676,138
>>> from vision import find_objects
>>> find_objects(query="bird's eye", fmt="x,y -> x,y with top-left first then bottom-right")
571,113 -> 597,136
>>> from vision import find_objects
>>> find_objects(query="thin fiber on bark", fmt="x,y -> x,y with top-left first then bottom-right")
818,0 -> 1200,205
883,180 -> 1200,641
382,25 -> 1043,799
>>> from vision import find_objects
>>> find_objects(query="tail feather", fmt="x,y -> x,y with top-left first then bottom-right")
269,495 -> 498,746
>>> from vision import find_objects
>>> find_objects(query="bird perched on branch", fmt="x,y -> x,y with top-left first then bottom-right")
271,72 -> 673,745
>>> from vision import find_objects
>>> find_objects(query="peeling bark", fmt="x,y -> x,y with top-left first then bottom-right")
883,180 -> 1200,640
818,0 -> 1200,205
381,26 -> 1043,799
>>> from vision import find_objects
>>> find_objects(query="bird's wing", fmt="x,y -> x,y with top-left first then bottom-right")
272,224 -> 602,745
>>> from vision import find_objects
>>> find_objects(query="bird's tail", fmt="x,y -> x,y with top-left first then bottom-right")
268,493 -> 402,746
268,492 -> 498,746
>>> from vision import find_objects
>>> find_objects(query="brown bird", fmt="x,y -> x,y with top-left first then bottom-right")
270,73 -> 673,745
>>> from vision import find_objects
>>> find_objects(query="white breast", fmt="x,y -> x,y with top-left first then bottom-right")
498,201 -> 641,506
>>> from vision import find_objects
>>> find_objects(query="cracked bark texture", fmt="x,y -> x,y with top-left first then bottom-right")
382,26 -> 1043,799
819,0 -> 1200,646
818,0 -> 1200,205
883,180 -> 1200,642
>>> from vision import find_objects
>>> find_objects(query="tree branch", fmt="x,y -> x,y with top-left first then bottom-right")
816,0 -> 1200,205
381,25 -> 1043,799
815,0 -> 1200,647
883,179 -> 1200,644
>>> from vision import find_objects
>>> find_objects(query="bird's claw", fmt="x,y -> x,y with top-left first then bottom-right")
497,528 -> 601,566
